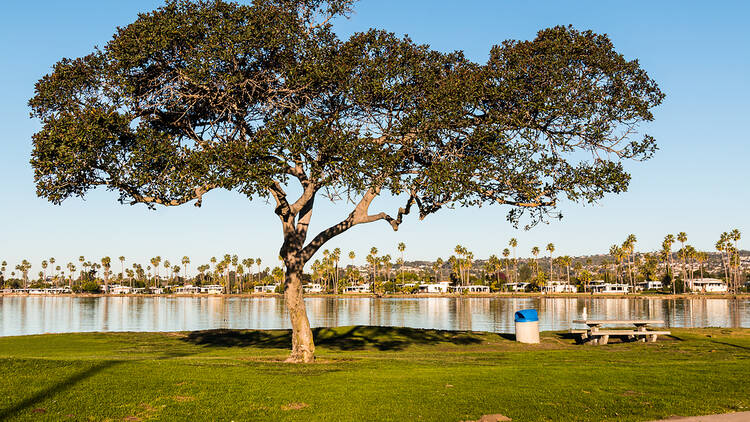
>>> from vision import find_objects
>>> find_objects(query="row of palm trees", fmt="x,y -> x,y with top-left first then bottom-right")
0,229 -> 745,293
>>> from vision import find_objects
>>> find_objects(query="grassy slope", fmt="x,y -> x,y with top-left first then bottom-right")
0,327 -> 748,421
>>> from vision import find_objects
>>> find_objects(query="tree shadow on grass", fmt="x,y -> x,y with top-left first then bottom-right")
555,332 -> 582,344
181,326 -> 486,351
0,360 -> 122,420
709,340 -> 750,351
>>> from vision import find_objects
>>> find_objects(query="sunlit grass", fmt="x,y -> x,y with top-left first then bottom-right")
0,327 -> 748,421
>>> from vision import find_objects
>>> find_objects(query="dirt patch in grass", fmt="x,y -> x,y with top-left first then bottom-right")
281,402 -> 309,411
463,414 -> 511,422
31,408 -> 46,414
238,356 -> 349,364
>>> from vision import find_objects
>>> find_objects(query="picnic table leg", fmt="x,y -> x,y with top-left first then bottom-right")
588,326 -> 598,345
599,335 -> 609,345
636,324 -> 647,342
649,334 -> 658,343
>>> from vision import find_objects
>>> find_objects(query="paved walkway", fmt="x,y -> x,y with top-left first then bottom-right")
652,412 -> 750,421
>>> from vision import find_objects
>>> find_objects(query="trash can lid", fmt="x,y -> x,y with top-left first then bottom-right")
515,309 -> 538,322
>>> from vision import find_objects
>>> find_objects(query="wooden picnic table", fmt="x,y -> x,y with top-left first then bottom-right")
570,319 -> 670,345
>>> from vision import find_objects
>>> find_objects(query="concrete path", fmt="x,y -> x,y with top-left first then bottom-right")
652,411 -> 750,421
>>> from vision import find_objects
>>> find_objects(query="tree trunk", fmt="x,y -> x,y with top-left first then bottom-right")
284,261 -> 315,363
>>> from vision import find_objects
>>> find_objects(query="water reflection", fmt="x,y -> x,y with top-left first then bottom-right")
0,296 -> 748,337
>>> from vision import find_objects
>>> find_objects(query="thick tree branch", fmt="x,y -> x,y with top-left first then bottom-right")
123,184 -> 216,207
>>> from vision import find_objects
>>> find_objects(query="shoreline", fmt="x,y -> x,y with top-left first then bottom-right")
2,292 -> 748,299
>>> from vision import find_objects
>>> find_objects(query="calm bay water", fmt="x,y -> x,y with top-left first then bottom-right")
0,296 -> 748,337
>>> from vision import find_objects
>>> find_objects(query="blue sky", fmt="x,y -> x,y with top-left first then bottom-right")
1,1 -> 748,276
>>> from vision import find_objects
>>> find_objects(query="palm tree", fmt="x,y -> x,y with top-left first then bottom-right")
369,247 -> 378,287
382,254 -> 392,289
348,251 -> 355,284
242,258 -> 254,288
66,262 -> 75,287
41,260 -> 48,282
49,257 -> 56,283
546,243 -> 555,282
502,248 -> 510,284
182,256 -> 190,280
562,255 -> 572,286
78,256 -> 85,281
509,238 -> 518,283
716,235 -> 728,286
20,260 -> 31,289
101,257 -> 111,293
663,234 -> 675,293
255,258 -> 262,284
82,260 -> 90,282
729,229 -> 741,292
231,255 -> 239,293
332,248 -> 341,293
677,232 -> 687,286
163,259 -> 171,286
397,242 -> 406,285
436,257 -> 444,282
151,256 -> 162,286
118,256 -> 126,282
623,234 -> 637,288
531,246 -> 540,281
609,245 -> 622,282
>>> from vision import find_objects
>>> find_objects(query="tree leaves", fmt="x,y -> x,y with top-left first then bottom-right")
29,2 -> 663,232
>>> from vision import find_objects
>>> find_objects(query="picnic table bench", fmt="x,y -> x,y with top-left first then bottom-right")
570,319 -> 671,345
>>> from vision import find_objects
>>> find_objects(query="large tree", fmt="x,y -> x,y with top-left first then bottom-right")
29,0 -> 662,362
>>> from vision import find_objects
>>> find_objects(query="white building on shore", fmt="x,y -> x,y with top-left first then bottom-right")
254,284 -> 279,294
175,285 -> 201,294
200,285 -> 224,294
417,281 -> 451,293
107,285 -> 133,294
503,282 -> 530,292
451,285 -> 490,293
589,281 -> 629,294
686,278 -> 728,293
541,281 -> 577,293
343,283 -> 370,293
304,283 -> 323,293
636,280 -> 662,291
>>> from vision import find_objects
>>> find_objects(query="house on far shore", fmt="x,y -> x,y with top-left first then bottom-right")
254,284 -> 279,294
304,283 -> 323,293
452,285 -> 490,294
175,285 -> 201,294
589,281 -> 630,294
504,282 -> 530,292
417,281 -> 451,293
27,287 -> 71,295
107,285 -> 133,294
343,283 -> 370,293
201,284 -> 224,294
636,280 -> 662,291
541,281 -> 577,293
686,278 -> 728,293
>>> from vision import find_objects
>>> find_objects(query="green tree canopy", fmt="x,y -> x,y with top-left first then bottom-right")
29,0 -> 663,362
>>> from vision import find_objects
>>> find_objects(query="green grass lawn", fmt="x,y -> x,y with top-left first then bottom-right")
0,327 -> 748,421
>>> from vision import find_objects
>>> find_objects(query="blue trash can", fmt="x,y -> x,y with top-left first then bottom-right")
514,309 -> 540,343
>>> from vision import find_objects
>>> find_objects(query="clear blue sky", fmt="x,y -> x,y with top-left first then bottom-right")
1,1 -> 748,276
